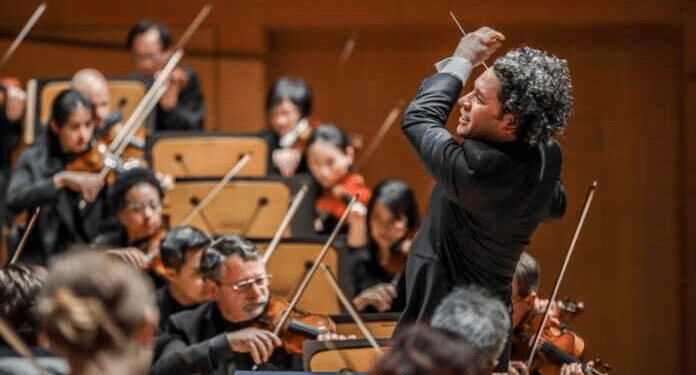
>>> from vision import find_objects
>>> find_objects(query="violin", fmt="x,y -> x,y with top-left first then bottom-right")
138,228 -> 167,279
314,172 -> 371,231
253,298 -> 336,356
511,304 -> 611,375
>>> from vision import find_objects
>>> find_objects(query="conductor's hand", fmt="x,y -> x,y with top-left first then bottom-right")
226,327 -> 282,365
453,26 -> 505,67
53,171 -> 104,202
353,283 -> 397,312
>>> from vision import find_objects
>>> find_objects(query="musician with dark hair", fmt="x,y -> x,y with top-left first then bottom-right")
126,20 -> 205,132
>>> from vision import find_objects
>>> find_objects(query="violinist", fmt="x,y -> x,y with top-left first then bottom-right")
6,89 -> 105,264
259,77 -> 314,177
93,168 -> 165,274
511,252 -> 587,375
153,235 -> 339,374
350,179 -> 420,312
156,225 -> 211,330
126,20 -> 205,132
306,124 -> 371,233
72,68 -> 147,164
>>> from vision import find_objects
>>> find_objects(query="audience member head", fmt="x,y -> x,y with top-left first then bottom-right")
512,252 -> 540,327
431,286 -> 510,369
37,251 -> 157,375
198,235 -> 269,323
159,226 -> 211,306
367,179 -> 420,252
49,88 -> 94,155
71,68 -> 111,126
126,20 -> 173,77
265,77 -> 313,137
0,264 -> 47,346
109,168 -> 164,243
306,124 -> 354,189
370,324 -> 487,375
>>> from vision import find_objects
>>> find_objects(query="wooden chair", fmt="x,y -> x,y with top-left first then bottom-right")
256,239 -> 342,316
151,133 -> 268,178
164,178 -> 291,238
303,338 -> 391,372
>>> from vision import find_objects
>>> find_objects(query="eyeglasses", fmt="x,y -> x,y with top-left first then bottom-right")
225,274 -> 272,293
125,200 -> 162,214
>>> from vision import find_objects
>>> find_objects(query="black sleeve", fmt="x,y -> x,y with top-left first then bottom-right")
6,150 -> 60,212
401,73 -> 513,211
156,67 -> 205,131
152,329 -> 240,375
348,246 -> 383,294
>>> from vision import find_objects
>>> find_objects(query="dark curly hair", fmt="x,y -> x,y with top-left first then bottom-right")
493,46 -> 573,146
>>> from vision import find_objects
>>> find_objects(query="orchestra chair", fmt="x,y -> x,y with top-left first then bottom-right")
303,338 -> 391,373
151,133 -> 268,179
255,238 -> 342,316
22,77 -> 148,147
164,177 -> 291,238
330,313 -> 400,339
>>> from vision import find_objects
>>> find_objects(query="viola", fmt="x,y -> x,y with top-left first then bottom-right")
314,172 -> 371,228
253,298 -> 336,356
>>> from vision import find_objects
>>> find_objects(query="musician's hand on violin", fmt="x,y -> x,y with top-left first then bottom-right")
105,248 -> 149,270
353,283 -> 397,312
226,327 -> 282,365
507,361 -> 529,375
53,171 -> 105,202
535,298 -> 561,319
453,26 -> 505,67
157,67 -> 187,111
4,84 -> 26,122
272,148 -> 302,177
560,362 -> 583,375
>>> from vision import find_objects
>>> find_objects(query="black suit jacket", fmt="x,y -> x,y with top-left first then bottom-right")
152,302 -> 298,375
397,72 -> 566,326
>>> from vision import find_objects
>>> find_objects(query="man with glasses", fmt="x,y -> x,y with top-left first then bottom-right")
152,235 -> 299,374
126,20 -> 205,132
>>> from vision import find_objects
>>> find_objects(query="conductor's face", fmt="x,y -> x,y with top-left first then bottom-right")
456,68 -> 517,143
213,255 -> 270,323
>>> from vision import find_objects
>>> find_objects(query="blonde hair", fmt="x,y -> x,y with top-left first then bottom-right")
38,251 -> 155,357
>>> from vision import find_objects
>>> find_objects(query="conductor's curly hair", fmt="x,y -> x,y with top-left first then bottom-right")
493,46 -> 573,146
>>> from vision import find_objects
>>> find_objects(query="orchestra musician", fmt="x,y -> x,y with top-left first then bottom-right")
305,124 -> 371,233
259,77 -> 314,177
126,20 -> 205,132
350,179 -> 420,313
93,167 -> 165,274
153,235 -> 340,374
395,26 -> 571,371
71,68 -> 147,164
156,225 -> 211,330
6,89 -> 105,264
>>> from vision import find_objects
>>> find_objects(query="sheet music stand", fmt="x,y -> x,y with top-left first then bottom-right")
302,338 -> 391,372
329,313 -> 400,339
151,133 -> 268,178
164,178 -> 290,237
254,239 -> 341,315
